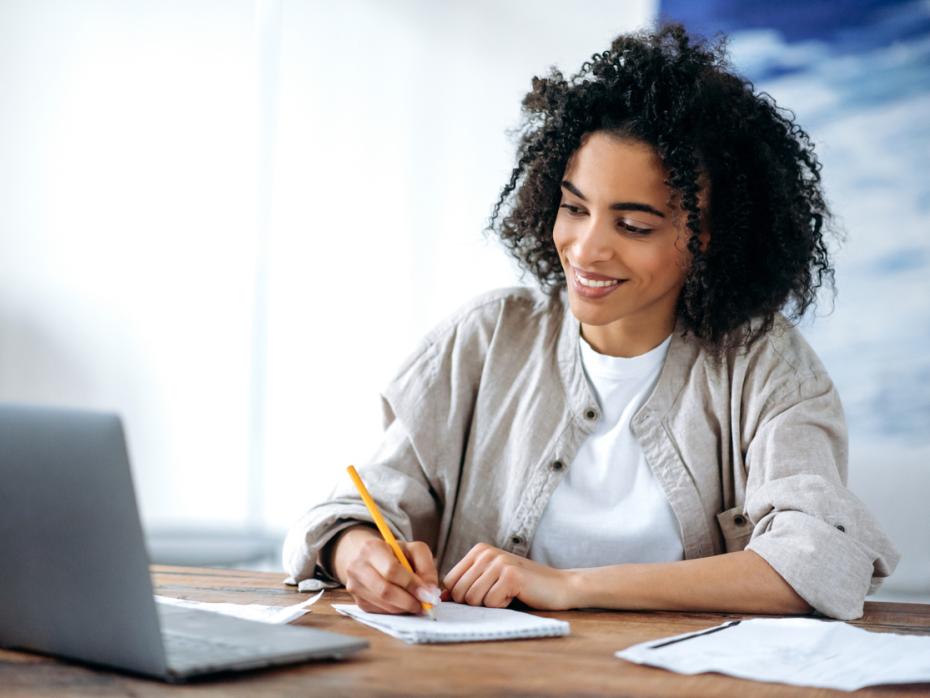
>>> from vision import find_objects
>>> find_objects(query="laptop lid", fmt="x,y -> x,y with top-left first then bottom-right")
0,404 -> 168,677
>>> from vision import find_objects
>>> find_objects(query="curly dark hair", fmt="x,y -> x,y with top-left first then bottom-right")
488,23 -> 835,349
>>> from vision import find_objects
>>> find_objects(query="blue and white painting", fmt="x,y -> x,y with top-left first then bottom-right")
663,0 -> 930,450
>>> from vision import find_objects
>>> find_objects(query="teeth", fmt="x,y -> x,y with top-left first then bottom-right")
576,274 -> 620,288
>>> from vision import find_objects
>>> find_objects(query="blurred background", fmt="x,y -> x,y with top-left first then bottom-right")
1,0 -> 926,601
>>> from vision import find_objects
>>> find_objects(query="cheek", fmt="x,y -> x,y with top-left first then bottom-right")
664,247 -> 692,285
635,243 -> 690,283
551,221 -> 570,258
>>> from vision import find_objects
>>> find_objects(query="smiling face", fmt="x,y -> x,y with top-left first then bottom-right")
553,131 -> 703,357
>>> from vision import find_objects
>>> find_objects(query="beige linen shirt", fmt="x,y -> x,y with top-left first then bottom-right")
283,287 -> 898,620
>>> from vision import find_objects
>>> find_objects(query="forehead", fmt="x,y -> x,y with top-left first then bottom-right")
563,132 -> 669,206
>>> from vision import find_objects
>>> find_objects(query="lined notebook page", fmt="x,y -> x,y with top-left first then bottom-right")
332,602 -> 570,644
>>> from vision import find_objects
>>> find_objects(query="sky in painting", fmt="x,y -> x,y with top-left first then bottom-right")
661,0 -> 930,448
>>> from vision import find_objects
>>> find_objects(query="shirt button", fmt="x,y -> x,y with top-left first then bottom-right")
511,534 -> 524,546
733,515 -> 747,526
584,408 -> 598,420
551,460 -> 565,472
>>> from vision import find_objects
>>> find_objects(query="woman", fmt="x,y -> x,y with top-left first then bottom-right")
283,24 -> 898,620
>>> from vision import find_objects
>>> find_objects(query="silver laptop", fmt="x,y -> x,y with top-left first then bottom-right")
0,404 -> 367,682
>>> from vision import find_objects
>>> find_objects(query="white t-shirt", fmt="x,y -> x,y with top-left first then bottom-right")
528,333 -> 684,569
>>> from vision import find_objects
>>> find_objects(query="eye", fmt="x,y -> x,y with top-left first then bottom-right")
619,219 -> 653,235
559,203 -> 586,216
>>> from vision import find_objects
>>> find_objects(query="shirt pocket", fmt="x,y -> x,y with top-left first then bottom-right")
716,506 -> 753,552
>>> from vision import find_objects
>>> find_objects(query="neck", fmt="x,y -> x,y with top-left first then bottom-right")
581,312 -> 676,358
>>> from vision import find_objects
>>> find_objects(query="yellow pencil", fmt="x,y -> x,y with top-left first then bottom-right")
346,465 -> 437,620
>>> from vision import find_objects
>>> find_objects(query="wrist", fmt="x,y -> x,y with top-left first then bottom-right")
328,524 -> 379,584
563,568 -> 592,609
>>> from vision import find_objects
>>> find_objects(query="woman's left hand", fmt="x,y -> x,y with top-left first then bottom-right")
442,543 -> 576,610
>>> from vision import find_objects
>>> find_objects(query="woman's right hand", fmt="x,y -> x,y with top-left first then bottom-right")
328,525 -> 442,615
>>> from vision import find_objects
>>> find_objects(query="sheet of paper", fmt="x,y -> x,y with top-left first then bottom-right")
616,617 -> 930,691
332,602 -> 570,644
154,589 -> 324,624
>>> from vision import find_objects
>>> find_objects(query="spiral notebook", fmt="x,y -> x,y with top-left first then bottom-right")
332,602 -> 570,644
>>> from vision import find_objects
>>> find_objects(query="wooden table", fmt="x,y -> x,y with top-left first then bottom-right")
1,566 -> 928,697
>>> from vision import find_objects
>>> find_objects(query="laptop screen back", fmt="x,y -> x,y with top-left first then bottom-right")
0,405 -> 167,677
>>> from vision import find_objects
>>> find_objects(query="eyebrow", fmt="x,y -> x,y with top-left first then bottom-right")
561,180 -> 666,218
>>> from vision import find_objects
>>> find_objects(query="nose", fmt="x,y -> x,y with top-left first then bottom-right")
567,214 -> 614,267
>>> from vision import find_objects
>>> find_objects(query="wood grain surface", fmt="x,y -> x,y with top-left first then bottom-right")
1,565 -> 928,697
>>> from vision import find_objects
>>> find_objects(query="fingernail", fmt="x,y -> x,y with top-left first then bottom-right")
416,587 -> 441,605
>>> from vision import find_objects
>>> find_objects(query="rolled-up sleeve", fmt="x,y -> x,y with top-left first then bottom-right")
282,416 -> 442,584
743,372 -> 899,620
282,299 -> 490,585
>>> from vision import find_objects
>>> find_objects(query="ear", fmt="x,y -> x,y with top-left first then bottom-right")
698,226 -> 711,253
696,175 -> 712,253
673,226 -> 709,255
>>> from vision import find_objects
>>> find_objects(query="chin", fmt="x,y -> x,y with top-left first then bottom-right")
567,296 -> 624,326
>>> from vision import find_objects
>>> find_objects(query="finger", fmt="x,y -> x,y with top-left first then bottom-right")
370,549 -> 430,605
443,542 -> 488,592
363,541 -> 439,613
449,560 -> 485,604
357,598 -> 392,614
484,567 -> 519,608
402,541 -> 440,589
347,563 -> 412,614
449,548 -> 498,604
348,559 -> 422,615
463,565 -> 501,607
355,585 -> 409,615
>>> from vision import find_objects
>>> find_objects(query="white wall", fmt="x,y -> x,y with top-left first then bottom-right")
261,0 -> 657,533
0,0 -> 258,528
0,1 -> 656,538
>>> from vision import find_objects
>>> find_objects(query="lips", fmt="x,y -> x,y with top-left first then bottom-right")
570,266 -> 627,299
572,266 -> 620,282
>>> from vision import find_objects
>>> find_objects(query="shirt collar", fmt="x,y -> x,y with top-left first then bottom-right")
555,290 -> 700,421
